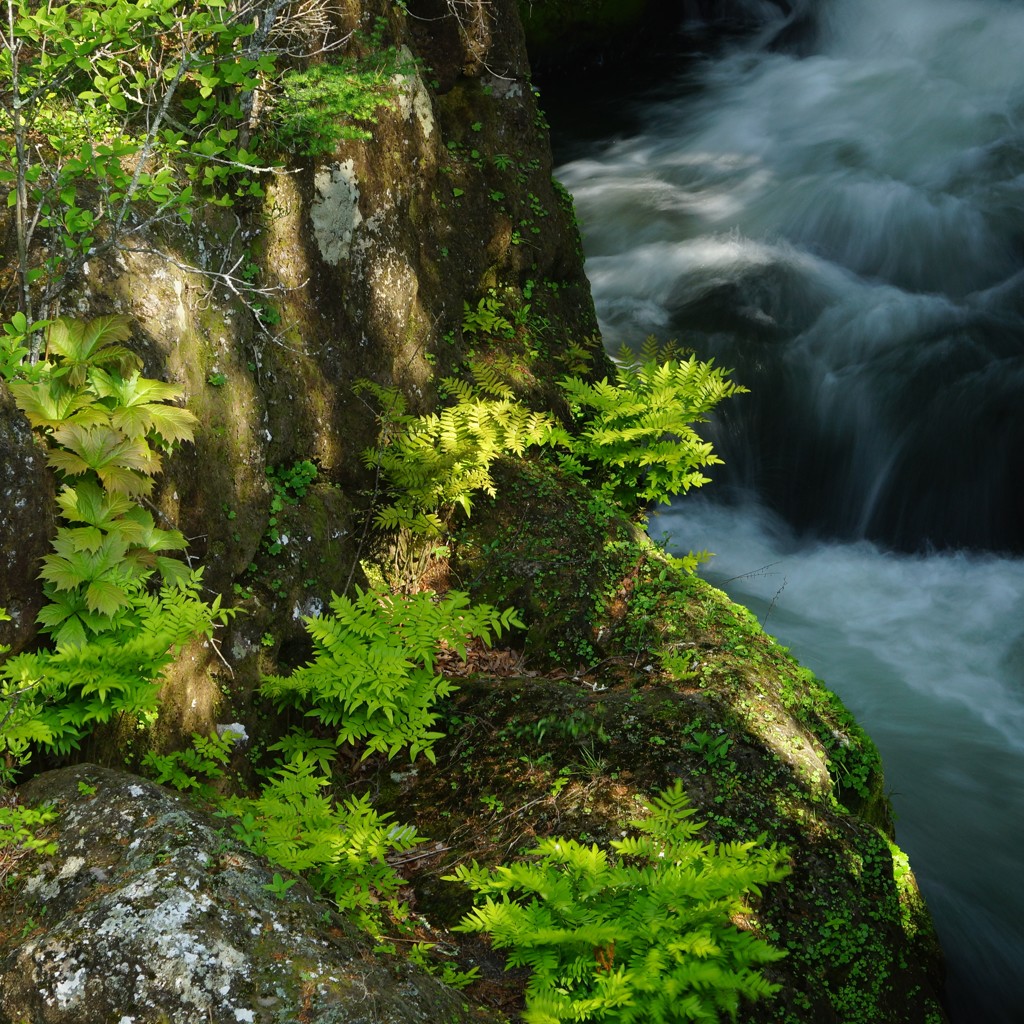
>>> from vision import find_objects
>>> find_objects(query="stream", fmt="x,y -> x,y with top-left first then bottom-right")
549,0 -> 1024,1018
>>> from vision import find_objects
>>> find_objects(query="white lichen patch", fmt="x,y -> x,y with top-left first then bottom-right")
311,161 -> 362,265
87,880 -> 250,1013
392,46 -> 435,139
52,964 -> 88,1008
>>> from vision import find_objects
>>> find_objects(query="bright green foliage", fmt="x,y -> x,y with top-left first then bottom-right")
0,800 -> 57,857
0,572 -> 231,765
1,312 -> 47,381
446,780 -> 789,1024
0,312 -> 230,778
362,336 -> 743,542
558,345 -> 747,514
219,753 -> 423,934
408,942 -> 481,989
1,0 -> 272,320
139,732 -> 424,935
0,611 -> 58,855
142,729 -> 237,794
7,314 -> 198,648
358,375 -> 561,537
261,587 -> 523,763
271,34 -> 409,155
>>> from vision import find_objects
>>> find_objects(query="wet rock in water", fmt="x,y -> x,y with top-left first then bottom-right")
0,764 -> 496,1024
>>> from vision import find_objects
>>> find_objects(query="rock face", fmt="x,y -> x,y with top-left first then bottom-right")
19,0 -> 604,748
0,764 -> 497,1024
0,383 -> 53,654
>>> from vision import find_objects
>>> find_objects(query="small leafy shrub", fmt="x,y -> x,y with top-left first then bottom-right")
446,780 -> 789,1024
261,587 -> 522,763
0,800 -> 58,887
7,314 -> 198,648
0,314 -> 231,774
463,294 -> 514,339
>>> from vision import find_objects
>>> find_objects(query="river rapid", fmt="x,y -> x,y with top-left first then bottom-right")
549,0 -> 1024,1018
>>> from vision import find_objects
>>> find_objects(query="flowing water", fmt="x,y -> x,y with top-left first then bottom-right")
550,0 -> 1024,1018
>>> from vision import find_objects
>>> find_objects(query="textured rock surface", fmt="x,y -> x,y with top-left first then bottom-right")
10,0 -> 604,750
0,764 -> 497,1024
0,383 -> 53,655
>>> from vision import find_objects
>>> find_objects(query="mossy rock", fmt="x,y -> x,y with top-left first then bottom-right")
374,535 -> 948,1023
452,456 -> 637,667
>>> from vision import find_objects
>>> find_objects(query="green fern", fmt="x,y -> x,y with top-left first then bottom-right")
358,378 -> 562,540
142,730 -> 235,794
261,587 -> 523,764
559,347 -> 747,514
446,780 -> 789,1024
360,339 -> 744,562
462,294 -> 514,339
218,753 -> 423,935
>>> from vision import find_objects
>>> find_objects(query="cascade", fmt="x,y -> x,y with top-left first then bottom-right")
551,0 -> 1024,1017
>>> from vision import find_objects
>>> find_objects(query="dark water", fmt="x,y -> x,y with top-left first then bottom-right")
550,0 -> 1024,1018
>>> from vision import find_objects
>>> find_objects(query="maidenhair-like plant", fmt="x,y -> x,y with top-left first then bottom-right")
446,780 -> 789,1024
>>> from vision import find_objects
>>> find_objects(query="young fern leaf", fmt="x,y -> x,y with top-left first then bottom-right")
262,587 -> 523,764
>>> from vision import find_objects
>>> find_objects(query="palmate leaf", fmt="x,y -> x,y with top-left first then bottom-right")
34,585 -> 122,650
85,577 -> 134,617
120,505 -> 188,553
48,422 -> 159,494
45,314 -> 140,388
7,378 -> 97,431
40,530 -> 131,593
56,479 -> 138,529
90,368 -> 197,443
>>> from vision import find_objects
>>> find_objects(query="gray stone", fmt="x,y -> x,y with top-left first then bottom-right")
0,765 -> 497,1024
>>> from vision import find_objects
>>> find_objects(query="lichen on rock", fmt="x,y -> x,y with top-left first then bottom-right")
0,765 -> 499,1024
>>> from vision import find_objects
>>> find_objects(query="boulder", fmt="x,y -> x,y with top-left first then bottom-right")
0,765 -> 497,1024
